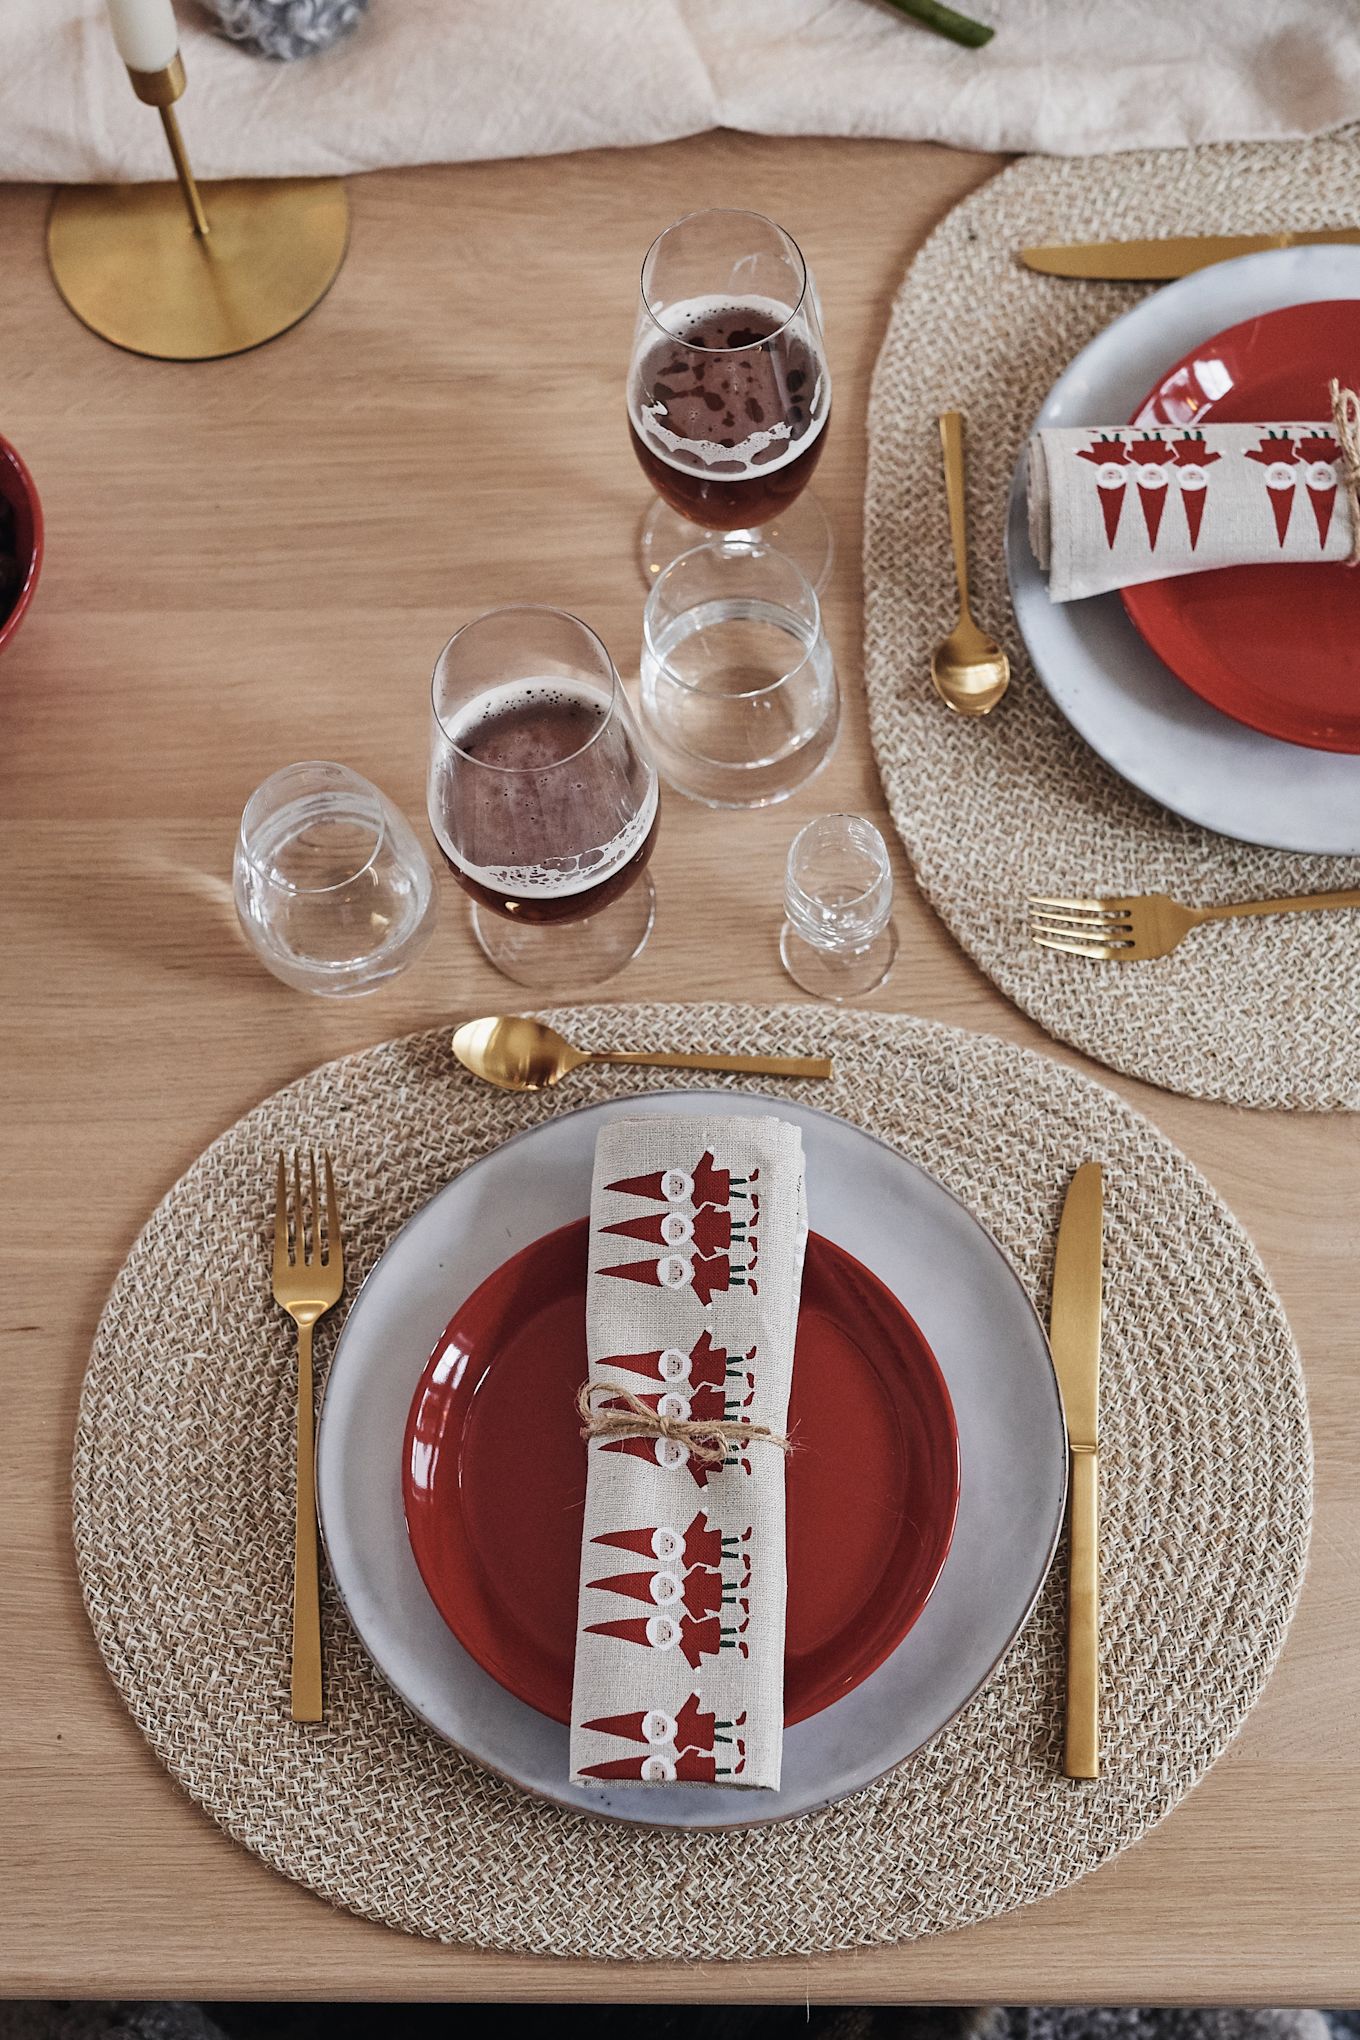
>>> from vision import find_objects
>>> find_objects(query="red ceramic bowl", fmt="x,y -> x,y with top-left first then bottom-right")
0,434 -> 43,657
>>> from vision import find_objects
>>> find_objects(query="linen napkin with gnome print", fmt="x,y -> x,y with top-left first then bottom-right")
1028,415 -> 1356,601
569,1114 -> 807,1789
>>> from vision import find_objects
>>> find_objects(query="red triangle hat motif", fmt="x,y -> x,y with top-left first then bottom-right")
1171,434 -> 1219,550
1298,434 -> 1343,546
579,1704 -> 684,1745
595,1348 -> 664,1384
604,1168 -> 667,1202
1132,439 -> 1174,549
588,1568 -> 675,1607
1268,478 -> 1296,546
592,1525 -> 666,1559
598,1436 -> 713,1486
1245,433 -> 1300,546
578,1756 -> 673,1781
603,1211 -> 691,1246
598,1251 -> 693,1292
585,1615 -> 670,1649
1075,435 -> 1129,549
1182,485 -> 1207,550
1308,480 -> 1338,546
579,1707 -> 651,1743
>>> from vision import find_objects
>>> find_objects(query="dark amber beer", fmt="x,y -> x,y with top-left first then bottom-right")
428,680 -> 659,926
628,297 -> 831,531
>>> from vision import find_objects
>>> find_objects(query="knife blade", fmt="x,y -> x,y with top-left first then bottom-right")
1049,1159 -> 1103,1780
1019,229 -> 1360,281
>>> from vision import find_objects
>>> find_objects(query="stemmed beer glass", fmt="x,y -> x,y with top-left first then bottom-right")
626,207 -> 833,588
428,606 -> 659,988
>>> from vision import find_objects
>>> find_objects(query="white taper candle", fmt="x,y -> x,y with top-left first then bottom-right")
106,0 -> 179,72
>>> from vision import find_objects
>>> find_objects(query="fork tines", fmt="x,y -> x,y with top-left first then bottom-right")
273,1148 -> 339,1273
1027,895 -> 1135,960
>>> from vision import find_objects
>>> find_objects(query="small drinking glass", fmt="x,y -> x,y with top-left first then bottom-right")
233,761 -> 438,996
639,538 -> 839,808
428,605 -> 659,988
780,813 -> 898,1002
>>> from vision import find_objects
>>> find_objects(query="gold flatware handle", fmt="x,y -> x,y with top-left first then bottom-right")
1018,229 -> 1360,280
593,1049 -> 833,1080
1203,887 -> 1360,922
1065,1446 -> 1099,1779
291,1316 -> 323,1723
938,410 -> 972,617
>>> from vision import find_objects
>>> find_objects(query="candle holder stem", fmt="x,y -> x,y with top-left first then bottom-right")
126,54 -> 209,237
156,103 -> 210,238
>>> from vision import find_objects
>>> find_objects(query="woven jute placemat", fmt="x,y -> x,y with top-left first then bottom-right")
864,135 -> 1360,1111
74,1003 -> 1310,1960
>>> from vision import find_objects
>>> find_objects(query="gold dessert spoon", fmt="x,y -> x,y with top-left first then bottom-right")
930,410 -> 1011,716
452,1015 -> 832,1092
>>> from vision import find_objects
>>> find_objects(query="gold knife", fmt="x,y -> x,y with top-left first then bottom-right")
1049,1159 -> 1103,1780
1019,229 -> 1360,281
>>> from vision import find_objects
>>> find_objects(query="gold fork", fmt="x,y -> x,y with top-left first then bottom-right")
272,1150 -> 344,1723
1029,886 -> 1360,962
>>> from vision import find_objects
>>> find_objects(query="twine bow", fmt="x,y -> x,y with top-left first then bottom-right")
576,1378 -> 791,1468
1329,379 -> 1360,565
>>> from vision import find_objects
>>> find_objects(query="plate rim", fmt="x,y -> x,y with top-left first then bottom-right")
1121,296 -> 1360,753
400,1213 -> 963,1728
1005,244 -> 1360,856
316,1088 -> 1067,1831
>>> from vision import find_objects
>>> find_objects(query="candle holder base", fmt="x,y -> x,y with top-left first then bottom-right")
47,176 -> 349,361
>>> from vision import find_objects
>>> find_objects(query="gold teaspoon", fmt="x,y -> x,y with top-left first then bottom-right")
451,1016 -> 833,1092
929,410 -> 1011,716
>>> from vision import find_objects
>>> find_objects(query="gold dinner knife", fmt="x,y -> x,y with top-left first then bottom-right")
1019,229 -> 1360,281
1050,1159 -> 1103,1779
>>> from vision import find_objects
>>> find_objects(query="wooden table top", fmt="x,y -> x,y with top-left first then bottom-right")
2,132 -> 1356,2007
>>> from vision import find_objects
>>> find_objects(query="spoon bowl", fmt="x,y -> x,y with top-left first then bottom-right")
452,1016 -> 584,1091
930,616 -> 1011,716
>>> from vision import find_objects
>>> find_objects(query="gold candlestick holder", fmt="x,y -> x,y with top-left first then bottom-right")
47,48 -> 349,361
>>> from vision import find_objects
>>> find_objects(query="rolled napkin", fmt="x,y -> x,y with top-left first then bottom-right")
1028,383 -> 1360,601
569,1114 -> 807,1790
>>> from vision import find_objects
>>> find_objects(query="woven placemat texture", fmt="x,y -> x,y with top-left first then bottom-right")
73,1004 -> 1311,1959
864,135 -> 1360,1111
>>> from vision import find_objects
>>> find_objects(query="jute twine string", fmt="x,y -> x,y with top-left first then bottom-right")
1329,379 -> 1360,565
864,134 -> 1360,1110
577,1378 -> 792,1466
72,1004 -> 1311,1960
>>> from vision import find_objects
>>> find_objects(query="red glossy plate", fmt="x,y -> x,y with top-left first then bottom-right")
1121,300 -> 1360,753
403,1219 -> 959,1727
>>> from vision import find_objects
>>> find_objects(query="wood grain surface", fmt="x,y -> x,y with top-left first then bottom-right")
1,133 -> 1356,2006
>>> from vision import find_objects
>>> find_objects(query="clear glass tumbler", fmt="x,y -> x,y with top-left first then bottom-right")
639,538 -> 839,809
233,761 -> 438,996
780,813 -> 898,1002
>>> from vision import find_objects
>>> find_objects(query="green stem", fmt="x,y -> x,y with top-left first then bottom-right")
880,0 -> 995,48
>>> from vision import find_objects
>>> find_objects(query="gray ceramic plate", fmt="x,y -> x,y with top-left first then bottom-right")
315,1092 -> 1066,1830
1007,244 -> 1360,855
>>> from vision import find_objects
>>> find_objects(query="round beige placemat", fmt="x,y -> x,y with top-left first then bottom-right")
864,134 -> 1360,1111
73,1003 -> 1310,1960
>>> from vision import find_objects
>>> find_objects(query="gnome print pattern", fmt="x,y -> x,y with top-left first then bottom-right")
598,1149 -> 759,1306
572,1123 -> 803,1789
584,1508 -> 755,1673
1078,425 -> 1346,557
593,1333 -> 758,1486
1246,428 -> 1345,546
1077,431 -> 1207,550
577,1689 -> 748,1783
